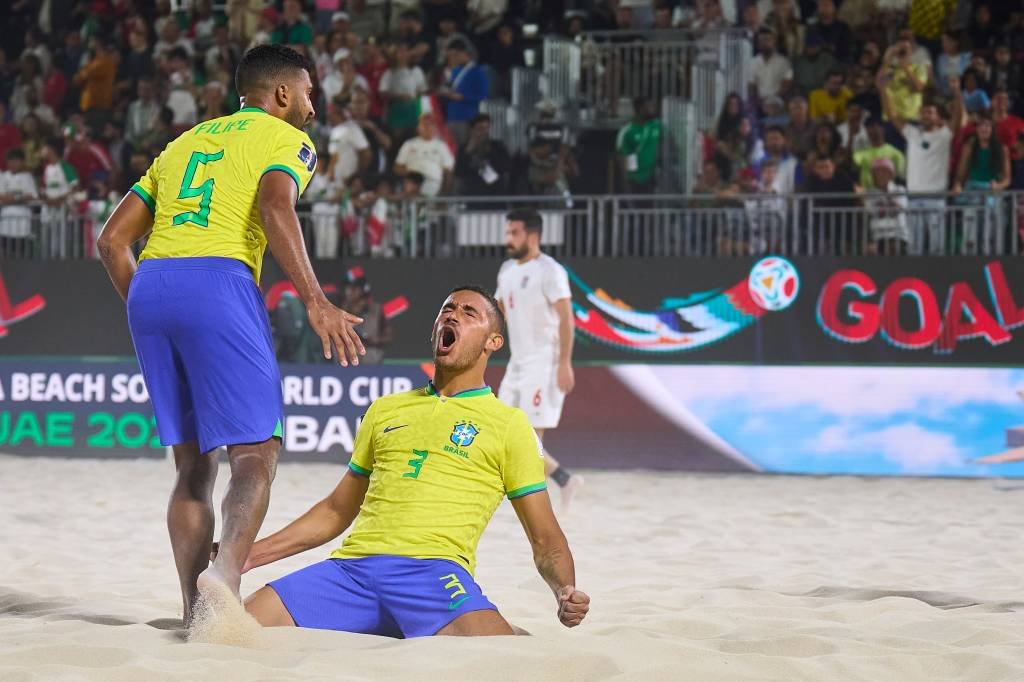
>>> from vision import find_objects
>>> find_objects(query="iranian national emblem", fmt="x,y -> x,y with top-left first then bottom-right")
450,421 -> 479,448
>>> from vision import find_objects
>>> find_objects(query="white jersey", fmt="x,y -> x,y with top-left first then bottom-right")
495,252 -> 571,364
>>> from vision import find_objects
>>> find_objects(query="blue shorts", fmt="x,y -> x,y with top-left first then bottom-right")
268,556 -> 498,638
127,257 -> 282,454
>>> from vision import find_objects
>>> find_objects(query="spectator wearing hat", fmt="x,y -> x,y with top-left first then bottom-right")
322,49 -> 369,107
326,11 -> 359,51
438,38 -> 489,145
394,114 -> 455,197
864,157 -> 910,255
792,30 -> 839,96
272,0 -> 314,46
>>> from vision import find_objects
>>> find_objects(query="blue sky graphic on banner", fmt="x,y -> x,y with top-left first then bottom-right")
611,366 -> 1024,477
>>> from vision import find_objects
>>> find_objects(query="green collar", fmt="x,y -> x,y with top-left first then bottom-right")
426,382 -> 492,399
238,106 -> 267,114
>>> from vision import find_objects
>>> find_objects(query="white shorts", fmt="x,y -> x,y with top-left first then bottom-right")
498,360 -> 566,430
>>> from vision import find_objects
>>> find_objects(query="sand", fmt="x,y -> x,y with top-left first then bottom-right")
3,454 -> 1024,681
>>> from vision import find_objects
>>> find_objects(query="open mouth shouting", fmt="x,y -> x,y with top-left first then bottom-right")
436,322 -> 459,357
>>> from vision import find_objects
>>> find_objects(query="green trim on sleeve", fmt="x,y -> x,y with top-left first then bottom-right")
262,164 -> 301,194
272,420 -> 283,438
130,183 -> 156,214
348,461 -> 372,477
507,481 -> 548,499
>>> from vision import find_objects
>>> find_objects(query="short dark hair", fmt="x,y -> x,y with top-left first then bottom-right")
506,208 -> 543,234
235,43 -> 311,97
448,285 -> 506,334
405,171 -> 425,186
470,113 -> 490,127
826,69 -> 845,81
6,148 -> 24,161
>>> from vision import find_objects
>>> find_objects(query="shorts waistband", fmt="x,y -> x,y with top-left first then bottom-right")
137,257 -> 254,280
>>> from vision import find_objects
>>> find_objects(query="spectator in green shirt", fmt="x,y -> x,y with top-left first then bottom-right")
616,97 -> 662,194
272,0 -> 313,46
853,119 -> 906,189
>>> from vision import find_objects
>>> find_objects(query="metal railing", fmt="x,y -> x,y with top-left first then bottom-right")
542,29 -> 751,127
2,191 -> 1021,261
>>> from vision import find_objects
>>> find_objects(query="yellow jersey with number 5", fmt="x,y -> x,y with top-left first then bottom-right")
333,384 -> 548,575
131,106 -> 316,283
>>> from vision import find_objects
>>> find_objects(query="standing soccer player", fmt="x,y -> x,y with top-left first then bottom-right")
495,209 -> 583,512
97,44 -> 365,627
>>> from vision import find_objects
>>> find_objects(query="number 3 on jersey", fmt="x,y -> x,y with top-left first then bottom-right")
173,150 -> 224,227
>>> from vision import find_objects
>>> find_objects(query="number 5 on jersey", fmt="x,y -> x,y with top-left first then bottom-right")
173,150 -> 224,227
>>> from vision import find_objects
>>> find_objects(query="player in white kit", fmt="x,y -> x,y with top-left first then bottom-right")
495,209 -> 583,511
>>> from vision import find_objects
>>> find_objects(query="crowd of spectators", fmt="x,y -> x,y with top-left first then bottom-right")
0,0 -> 1022,257
691,0 -> 1024,254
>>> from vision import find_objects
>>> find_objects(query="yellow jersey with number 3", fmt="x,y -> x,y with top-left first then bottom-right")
131,106 -> 316,283
333,384 -> 548,575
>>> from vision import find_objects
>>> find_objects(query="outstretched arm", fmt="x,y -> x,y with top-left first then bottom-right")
97,192 -> 154,301
511,491 -> 590,628
259,170 -> 365,365
243,470 -> 370,572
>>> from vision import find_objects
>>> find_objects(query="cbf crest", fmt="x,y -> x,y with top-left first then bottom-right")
297,142 -> 317,172
450,421 -> 480,448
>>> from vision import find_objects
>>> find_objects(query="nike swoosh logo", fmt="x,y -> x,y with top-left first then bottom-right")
449,596 -> 472,610
383,425 -> 408,433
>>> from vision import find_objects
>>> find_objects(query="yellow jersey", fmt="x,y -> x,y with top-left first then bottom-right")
333,384 -> 547,575
131,107 -> 316,283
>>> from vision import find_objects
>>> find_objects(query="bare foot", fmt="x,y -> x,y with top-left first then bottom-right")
559,475 -> 584,514
197,564 -> 241,601
189,566 -> 264,646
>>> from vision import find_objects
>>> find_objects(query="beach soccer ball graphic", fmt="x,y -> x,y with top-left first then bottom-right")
747,257 -> 799,311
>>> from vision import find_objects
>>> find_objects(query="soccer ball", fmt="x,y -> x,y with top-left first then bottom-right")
747,257 -> 799,311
